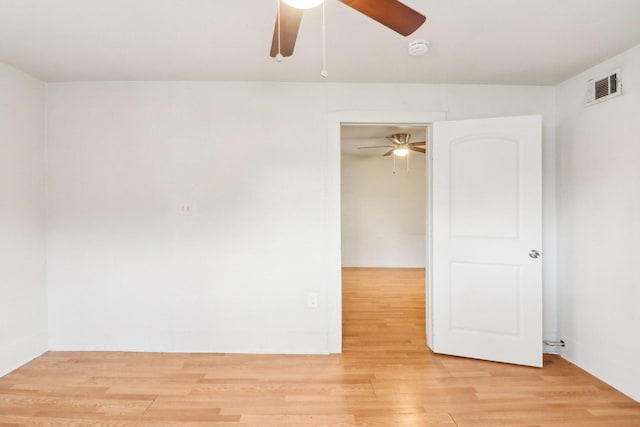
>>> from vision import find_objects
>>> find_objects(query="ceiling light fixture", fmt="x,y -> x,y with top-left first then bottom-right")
394,147 -> 409,157
282,0 -> 324,10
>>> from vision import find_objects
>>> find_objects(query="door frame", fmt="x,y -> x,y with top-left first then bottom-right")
326,111 -> 447,353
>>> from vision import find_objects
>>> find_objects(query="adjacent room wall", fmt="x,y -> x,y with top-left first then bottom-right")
341,152 -> 426,268
556,43 -> 640,401
46,81 -> 558,354
0,62 -> 47,376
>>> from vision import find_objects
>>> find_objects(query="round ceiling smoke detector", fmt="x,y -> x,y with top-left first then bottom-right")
408,40 -> 430,56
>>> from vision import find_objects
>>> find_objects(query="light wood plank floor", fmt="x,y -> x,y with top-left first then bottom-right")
1,268 -> 638,426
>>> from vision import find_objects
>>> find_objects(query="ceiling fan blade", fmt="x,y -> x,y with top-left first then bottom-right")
409,146 -> 426,154
270,1 -> 304,58
338,0 -> 426,36
383,149 -> 395,157
410,141 -> 426,147
357,145 -> 394,149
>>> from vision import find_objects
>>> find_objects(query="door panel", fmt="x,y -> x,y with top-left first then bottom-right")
451,137 -> 520,239
430,115 -> 542,367
450,262 -> 520,336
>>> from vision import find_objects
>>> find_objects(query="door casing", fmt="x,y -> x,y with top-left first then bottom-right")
327,111 -> 446,353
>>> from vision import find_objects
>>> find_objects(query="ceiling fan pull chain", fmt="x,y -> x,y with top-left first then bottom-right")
320,0 -> 328,78
407,150 -> 410,173
276,0 -> 283,62
393,152 -> 397,174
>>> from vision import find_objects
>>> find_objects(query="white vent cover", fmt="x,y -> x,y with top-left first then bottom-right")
585,69 -> 621,106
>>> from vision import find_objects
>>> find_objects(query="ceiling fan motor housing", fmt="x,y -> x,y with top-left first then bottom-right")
389,133 -> 411,145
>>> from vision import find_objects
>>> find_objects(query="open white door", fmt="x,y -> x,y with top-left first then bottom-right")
429,115 -> 542,367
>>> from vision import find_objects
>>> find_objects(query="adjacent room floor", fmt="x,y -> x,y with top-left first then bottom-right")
0,268 -> 638,426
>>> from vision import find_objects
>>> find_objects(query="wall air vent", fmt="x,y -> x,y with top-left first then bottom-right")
585,69 -> 621,106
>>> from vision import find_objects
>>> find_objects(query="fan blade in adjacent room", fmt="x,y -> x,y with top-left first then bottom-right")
357,145 -> 394,149
338,0 -> 426,36
270,1 -> 304,57
410,146 -> 426,153
410,141 -> 426,146
383,149 -> 395,157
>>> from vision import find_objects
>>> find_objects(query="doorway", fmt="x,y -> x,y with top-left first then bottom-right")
326,111 -> 446,353
339,123 -> 429,351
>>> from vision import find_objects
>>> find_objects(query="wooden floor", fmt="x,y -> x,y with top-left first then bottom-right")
1,268 -> 638,426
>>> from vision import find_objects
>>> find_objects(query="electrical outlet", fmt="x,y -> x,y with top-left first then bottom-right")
308,292 -> 318,308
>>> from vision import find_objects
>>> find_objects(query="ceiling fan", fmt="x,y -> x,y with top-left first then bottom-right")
270,0 -> 426,58
357,133 -> 426,157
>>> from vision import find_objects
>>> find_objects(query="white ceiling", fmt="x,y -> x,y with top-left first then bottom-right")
1,0 -> 640,84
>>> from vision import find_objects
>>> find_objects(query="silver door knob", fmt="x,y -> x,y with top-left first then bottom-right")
529,250 -> 541,259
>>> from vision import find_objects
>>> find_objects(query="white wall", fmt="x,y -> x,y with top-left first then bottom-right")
556,43 -> 640,401
46,81 -> 558,354
341,152 -> 426,268
0,62 -> 47,376
46,82 -> 329,353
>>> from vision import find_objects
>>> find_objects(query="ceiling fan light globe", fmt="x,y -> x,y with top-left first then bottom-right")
394,148 -> 409,157
282,0 -> 324,10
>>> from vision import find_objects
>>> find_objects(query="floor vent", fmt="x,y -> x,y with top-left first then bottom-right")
585,69 -> 621,106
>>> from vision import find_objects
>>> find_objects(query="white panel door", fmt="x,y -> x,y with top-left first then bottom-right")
430,115 -> 542,367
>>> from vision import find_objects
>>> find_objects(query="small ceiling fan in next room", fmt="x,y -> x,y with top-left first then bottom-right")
270,0 -> 426,59
358,133 -> 426,157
